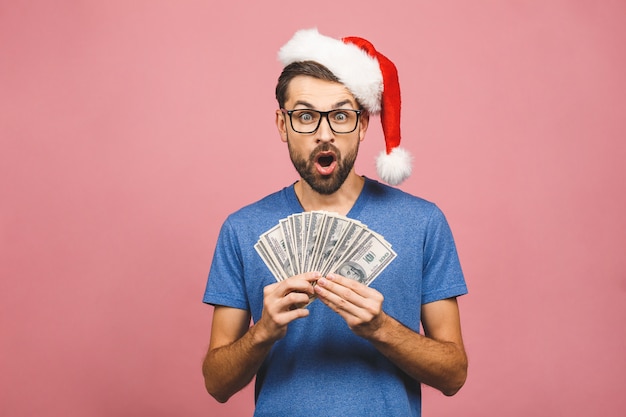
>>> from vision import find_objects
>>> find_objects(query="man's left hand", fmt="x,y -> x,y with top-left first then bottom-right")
313,273 -> 388,339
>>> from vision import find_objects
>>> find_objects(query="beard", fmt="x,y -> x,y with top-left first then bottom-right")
288,140 -> 359,195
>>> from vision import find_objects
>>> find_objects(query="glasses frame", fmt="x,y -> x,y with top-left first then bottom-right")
281,108 -> 362,134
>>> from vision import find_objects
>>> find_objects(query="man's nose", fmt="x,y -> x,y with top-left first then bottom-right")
315,115 -> 334,142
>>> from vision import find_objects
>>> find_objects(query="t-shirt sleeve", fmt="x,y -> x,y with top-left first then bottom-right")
421,205 -> 468,304
202,218 -> 250,310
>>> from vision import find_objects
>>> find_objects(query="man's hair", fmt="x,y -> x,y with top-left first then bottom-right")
275,61 -> 340,109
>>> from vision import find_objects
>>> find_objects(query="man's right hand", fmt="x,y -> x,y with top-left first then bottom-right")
254,271 -> 320,344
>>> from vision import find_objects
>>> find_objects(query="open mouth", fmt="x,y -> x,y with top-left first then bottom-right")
314,151 -> 337,176
317,154 -> 335,167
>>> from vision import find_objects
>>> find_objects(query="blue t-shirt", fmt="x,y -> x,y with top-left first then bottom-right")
203,177 -> 467,417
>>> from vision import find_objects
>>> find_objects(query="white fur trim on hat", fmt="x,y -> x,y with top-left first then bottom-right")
278,28 -> 383,113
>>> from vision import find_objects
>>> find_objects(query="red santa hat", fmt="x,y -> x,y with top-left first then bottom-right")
278,28 -> 412,186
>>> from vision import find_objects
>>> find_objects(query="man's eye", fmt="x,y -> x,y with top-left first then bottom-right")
297,112 -> 316,123
332,112 -> 349,122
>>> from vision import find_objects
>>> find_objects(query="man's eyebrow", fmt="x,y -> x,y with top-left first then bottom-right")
292,100 -> 314,108
334,99 -> 355,109
292,99 -> 357,109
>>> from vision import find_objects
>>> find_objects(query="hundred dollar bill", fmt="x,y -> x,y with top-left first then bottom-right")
312,213 -> 352,273
329,232 -> 396,286
302,211 -> 326,272
320,221 -> 368,276
258,224 -> 294,279
254,241 -> 284,282
279,217 -> 299,275
289,213 -> 305,273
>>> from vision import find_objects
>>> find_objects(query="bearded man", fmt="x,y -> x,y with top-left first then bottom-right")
202,28 -> 468,417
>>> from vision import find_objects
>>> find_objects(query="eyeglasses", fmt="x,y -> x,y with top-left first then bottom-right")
281,108 -> 362,134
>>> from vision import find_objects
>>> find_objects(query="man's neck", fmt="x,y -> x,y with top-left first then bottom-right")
294,174 -> 365,215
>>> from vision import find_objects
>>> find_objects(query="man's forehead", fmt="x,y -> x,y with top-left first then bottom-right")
285,76 -> 358,108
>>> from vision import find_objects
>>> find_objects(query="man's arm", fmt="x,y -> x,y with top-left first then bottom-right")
202,306 -> 265,403
314,274 -> 467,396
373,297 -> 467,396
202,273 -> 319,403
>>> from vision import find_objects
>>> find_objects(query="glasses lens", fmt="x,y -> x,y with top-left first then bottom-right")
290,110 -> 321,133
328,110 -> 359,133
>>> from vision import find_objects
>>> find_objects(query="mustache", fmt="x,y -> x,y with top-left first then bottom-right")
309,143 -> 340,161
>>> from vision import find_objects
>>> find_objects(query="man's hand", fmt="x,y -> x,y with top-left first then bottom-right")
313,273 -> 387,339
255,272 -> 320,344
313,273 -> 467,395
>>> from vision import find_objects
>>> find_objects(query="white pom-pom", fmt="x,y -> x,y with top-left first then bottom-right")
376,147 -> 412,185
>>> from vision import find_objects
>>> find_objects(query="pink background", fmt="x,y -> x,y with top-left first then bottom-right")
2,1 -> 625,416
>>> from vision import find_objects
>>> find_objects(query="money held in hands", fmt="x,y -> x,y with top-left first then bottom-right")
255,211 -> 396,287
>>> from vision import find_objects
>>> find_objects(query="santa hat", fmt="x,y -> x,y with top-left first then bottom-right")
278,28 -> 412,186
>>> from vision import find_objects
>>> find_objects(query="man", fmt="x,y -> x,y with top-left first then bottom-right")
202,28 -> 468,416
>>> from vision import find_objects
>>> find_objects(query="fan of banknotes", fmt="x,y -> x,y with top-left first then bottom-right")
254,211 -> 396,287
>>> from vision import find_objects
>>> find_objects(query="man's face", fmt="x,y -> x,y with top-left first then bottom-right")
276,76 -> 368,195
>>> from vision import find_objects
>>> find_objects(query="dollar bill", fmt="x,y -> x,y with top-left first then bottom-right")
328,232 -> 396,286
292,213 -> 306,274
319,221 -> 367,276
304,211 -> 328,273
311,215 -> 350,271
279,218 -> 299,275
254,241 -> 285,282
258,224 -> 294,279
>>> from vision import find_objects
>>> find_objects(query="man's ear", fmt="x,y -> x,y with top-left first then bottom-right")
276,109 -> 288,143
358,112 -> 369,142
